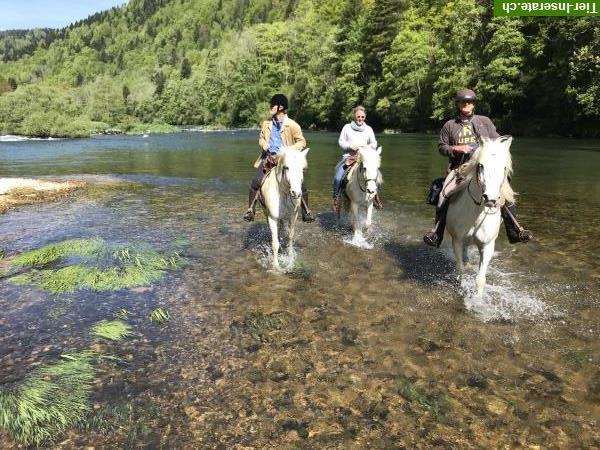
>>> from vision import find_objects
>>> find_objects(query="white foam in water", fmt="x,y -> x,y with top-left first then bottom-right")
0,135 -> 62,142
343,235 -> 373,250
255,243 -> 297,273
461,265 -> 547,322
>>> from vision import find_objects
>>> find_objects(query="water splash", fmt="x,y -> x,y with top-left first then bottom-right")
254,243 -> 297,273
461,267 -> 547,322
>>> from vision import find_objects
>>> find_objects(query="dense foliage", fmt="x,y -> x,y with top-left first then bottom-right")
0,0 -> 598,137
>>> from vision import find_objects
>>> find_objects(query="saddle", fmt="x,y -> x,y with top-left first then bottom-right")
262,154 -> 279,173
256,155 -> 279,207
339,158 -> 358,195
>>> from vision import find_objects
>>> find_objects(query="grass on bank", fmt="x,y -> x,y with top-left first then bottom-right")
0,352 -> 95,446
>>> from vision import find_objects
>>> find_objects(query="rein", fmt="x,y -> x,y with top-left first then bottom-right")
467,175 -> 484,206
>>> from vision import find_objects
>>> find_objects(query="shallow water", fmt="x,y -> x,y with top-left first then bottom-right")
0,131 -> 599,448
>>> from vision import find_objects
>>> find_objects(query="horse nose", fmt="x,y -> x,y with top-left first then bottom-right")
291,190 -> 302,199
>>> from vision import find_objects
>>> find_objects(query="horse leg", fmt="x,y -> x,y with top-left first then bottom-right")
351,201 -> 363,242
287,211 -> 298,260
452,237 -> 464,281
462,241 -> 469,266
476,241 -> 495,297
268,216 -> 280,269
365,201 -> 373,230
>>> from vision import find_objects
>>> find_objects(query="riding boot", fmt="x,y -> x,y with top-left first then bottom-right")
501,203 -> 532,244
423,201 -> 449,248
243,188 -> 259,222
373,193 -> 383,209
301,189 -> 316,222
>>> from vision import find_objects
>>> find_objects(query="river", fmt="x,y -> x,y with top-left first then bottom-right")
0,131 -> 598,448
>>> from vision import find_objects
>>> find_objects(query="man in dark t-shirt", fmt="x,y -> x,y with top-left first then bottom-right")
423,89 -> 532,247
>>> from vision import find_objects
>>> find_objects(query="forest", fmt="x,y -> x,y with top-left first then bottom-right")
0,0 -> 598,137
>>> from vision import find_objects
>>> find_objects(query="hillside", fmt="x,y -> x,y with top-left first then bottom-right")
0,0 -> 598,137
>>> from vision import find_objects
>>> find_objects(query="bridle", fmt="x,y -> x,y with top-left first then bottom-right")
467,163 -> 485,206
357,161 -> 378,193
467,162 -> 508,207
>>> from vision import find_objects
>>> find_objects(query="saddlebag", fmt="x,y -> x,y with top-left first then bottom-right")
426,177 -> 445,205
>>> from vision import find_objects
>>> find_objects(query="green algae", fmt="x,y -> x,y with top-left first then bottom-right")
0,352 -> 95,446
150,307 -> 170,324
9,238 -> 181,293
12,238 -> 104,267
115,308 -> 129,320
564,349 -> 594,368
230,311 -> 293,343
91,320 -> 132,341
395,376 -> 449,421
290,258 -> 314,281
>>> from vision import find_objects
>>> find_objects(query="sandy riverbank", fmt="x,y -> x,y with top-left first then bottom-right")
0,178 -> 83,214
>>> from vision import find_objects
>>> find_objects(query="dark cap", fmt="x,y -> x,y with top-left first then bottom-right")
455,89 -> 476,102
270,94 -> 288,111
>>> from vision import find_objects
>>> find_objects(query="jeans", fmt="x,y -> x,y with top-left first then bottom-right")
332,156 -> 348,198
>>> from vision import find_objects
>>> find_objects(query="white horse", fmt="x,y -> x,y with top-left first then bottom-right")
260,147 -> 309,269
446,136 -> 515,297
341,146 -> 382,249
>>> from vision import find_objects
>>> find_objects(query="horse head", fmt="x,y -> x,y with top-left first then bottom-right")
474,136 -> 514,208
277,147 -> 309,200
357,146 -> 382,199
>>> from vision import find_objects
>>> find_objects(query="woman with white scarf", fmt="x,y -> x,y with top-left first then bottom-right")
332,106 -> 379,211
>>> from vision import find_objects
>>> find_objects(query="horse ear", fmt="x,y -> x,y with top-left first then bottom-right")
376,146 -> 382,155
301,148 -> 309,156
501,136 -> 513,148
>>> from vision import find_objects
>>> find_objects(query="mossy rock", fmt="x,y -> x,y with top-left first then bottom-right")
229,311 -> 295,343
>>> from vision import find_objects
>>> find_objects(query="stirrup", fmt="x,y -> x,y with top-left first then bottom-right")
243,208 -> 255,222
302,209 -> 316,222
373,195 -> 383,210
519,229 -> 532,243
423,231 -> 441,248
506,226 -> 532,244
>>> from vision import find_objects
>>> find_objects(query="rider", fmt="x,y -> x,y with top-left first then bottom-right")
423,88 -> 532,247
243,93 -> 316,222
332,106 -> 381,212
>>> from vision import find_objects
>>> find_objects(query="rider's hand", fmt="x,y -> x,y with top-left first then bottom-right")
451,145 -> 471,155
262,143 -> 270,151
350,144 -> 359,151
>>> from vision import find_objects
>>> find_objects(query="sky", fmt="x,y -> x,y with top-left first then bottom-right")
0,1 -> 127,31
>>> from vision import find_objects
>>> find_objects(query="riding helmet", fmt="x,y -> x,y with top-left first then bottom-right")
455,88 -> 476,103
270,94 -> 289,111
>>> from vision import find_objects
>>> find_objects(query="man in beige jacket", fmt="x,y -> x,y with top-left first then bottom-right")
243,94 -> 315,222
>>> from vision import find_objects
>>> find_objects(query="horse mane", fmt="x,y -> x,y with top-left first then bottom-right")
461,137 -> 515,204
357,147 -> 383,184
268,147 -> 308,187
357,147 -> 381,168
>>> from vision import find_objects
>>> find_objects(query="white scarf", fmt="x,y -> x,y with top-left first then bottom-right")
350,120 -> 366,132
